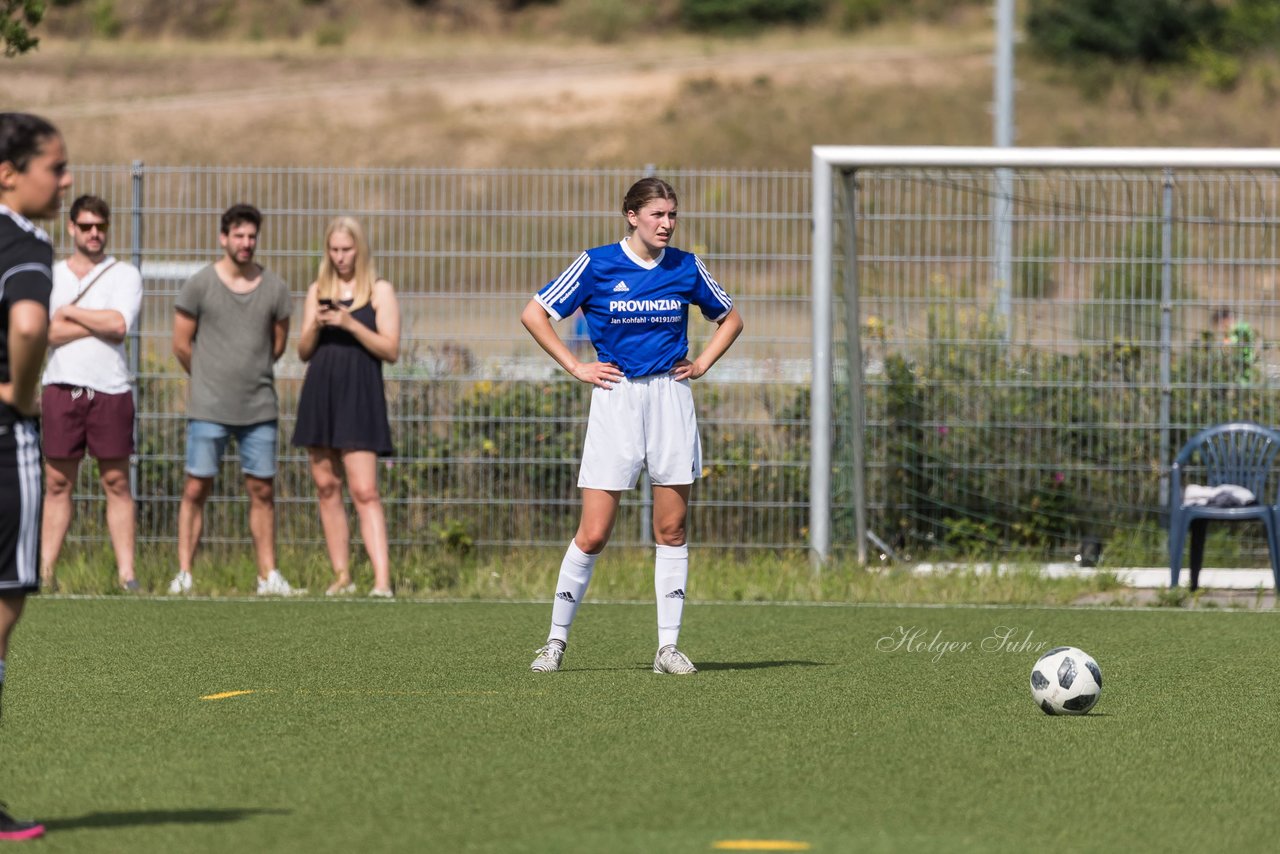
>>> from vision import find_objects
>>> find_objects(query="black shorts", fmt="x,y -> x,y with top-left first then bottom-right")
0,419 -> 42,594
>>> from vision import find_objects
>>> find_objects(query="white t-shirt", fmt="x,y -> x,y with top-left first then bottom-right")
41,256 -> 143,395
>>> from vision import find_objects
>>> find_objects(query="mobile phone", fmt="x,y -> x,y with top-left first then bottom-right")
318,298 -> 336,309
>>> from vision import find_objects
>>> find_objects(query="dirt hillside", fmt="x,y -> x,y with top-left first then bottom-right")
5,7 -> 1280,168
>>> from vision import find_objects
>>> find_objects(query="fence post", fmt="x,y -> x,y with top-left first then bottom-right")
1159,168 -> 1174,512
129,160 -> 143,501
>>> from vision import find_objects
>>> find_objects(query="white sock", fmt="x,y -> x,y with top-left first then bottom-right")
655,543 -> 689,649
548,540 -> 598,644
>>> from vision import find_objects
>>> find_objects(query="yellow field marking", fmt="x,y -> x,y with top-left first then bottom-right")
199,688 -> 505,702
712,842 -> 811,852
200,690 -> 257,701
293,689 -> 502,698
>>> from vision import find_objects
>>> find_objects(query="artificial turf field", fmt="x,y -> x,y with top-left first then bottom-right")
2,598 -> 1278,853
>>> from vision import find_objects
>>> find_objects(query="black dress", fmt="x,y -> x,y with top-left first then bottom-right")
292,299 -> 394,456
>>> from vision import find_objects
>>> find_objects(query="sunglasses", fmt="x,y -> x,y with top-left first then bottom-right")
73,221 -> 109,233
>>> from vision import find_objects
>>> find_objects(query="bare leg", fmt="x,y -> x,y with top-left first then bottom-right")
542,488 -> 621,648
98,458 -> 135,585
0,593 -> 26,661
245,475 -> 276,580
177,475 -> 213,574
309,448 -> 351,592
40,457 -> 80,586
651,483 -> 691,547
343,450 -> 391,593
575,488 -> 622,554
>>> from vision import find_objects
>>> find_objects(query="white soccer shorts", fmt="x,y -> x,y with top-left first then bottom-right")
577,373 -> 703,490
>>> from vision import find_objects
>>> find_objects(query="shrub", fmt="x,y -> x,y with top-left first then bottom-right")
680,0 -> 828,32
1026,0 -> 1225,65
561,0 -> 654,43
861,314 -> 1280,562
837,0 -> 887,31
1191,46 -> 1243,91
1221,0 -> 1280,53
90,0 -> 122,39
314,21 -> 346,46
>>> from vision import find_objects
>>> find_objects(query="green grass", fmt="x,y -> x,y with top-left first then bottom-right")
50,543 -> 1122,605
3,599 -> 1278,852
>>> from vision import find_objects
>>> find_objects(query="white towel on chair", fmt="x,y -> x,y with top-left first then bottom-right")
1183,484 -> 1257,507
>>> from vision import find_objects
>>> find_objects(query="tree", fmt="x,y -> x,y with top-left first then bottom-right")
1026,0 -> 1224,65
3,0 -> 44,57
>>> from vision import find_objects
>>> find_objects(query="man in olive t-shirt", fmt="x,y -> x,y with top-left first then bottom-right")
169,203 -> 299,596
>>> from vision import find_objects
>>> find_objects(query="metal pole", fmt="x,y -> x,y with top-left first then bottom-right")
810,153 -> 834,567
129,160 -> 143,501
1159,169 -> 1174,511
992,0 -> 1015,338
839,171 -> 867,566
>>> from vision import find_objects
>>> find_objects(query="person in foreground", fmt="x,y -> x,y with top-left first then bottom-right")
293,217 -> 400,597
0,111 -> 73,842
521,177 -> 743,675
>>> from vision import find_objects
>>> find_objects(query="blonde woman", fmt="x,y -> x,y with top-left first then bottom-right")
294,217 -> 401,597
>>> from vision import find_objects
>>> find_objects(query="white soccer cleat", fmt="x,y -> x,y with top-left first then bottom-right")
530,641 -> 565,673
167,571 -> 193,595
258,570 -> 302,597
653,645 -> 697,675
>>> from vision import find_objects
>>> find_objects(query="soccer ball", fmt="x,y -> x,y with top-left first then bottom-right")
1029,646 -> 1102,716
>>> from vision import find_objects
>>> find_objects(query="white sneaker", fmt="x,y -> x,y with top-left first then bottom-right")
653,645 -> 697,675
167,571 -> 193,595
257,570 -> 301,597
530,640 -> 565,673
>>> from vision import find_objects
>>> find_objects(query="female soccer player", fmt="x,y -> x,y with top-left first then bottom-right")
521,177 -> 743,674
1,111 -> 73,842
293,217 -> 401,597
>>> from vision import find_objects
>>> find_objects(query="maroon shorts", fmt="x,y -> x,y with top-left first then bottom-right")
41,384 -> 135,461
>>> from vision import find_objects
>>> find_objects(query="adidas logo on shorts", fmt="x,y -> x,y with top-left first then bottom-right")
612,281 -> 630,292
665,589 -> 686,599
556,591 -> 576,603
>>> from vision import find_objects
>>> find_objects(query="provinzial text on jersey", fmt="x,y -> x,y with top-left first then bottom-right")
609,298 -> 683,312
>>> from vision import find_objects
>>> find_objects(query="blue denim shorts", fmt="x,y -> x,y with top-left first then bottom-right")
185,419 -> 278,479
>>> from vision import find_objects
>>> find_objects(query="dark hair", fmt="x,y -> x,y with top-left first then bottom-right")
69,194 -> 110,223
220,203 -> 262,234
622,177 -> 678,226
0,112 -> 61,173
1210,307 -> 1234,325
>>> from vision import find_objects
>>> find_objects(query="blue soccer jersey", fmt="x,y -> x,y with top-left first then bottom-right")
535,240 -> 733,378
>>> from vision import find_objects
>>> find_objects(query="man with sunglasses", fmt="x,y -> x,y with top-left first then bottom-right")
39,194 -> 142,591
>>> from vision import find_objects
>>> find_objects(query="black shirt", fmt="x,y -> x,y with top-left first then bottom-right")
0,205 -> 53,425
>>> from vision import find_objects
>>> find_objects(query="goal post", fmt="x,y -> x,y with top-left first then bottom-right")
810,146 -> 1280,566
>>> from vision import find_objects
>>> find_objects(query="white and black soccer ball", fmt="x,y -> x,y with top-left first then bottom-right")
1029,646 -> 1102,716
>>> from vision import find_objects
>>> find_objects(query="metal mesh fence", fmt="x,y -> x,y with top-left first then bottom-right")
58,165 -> 813,551
836,166 -> 1280,560
67,161 -> 1280,560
